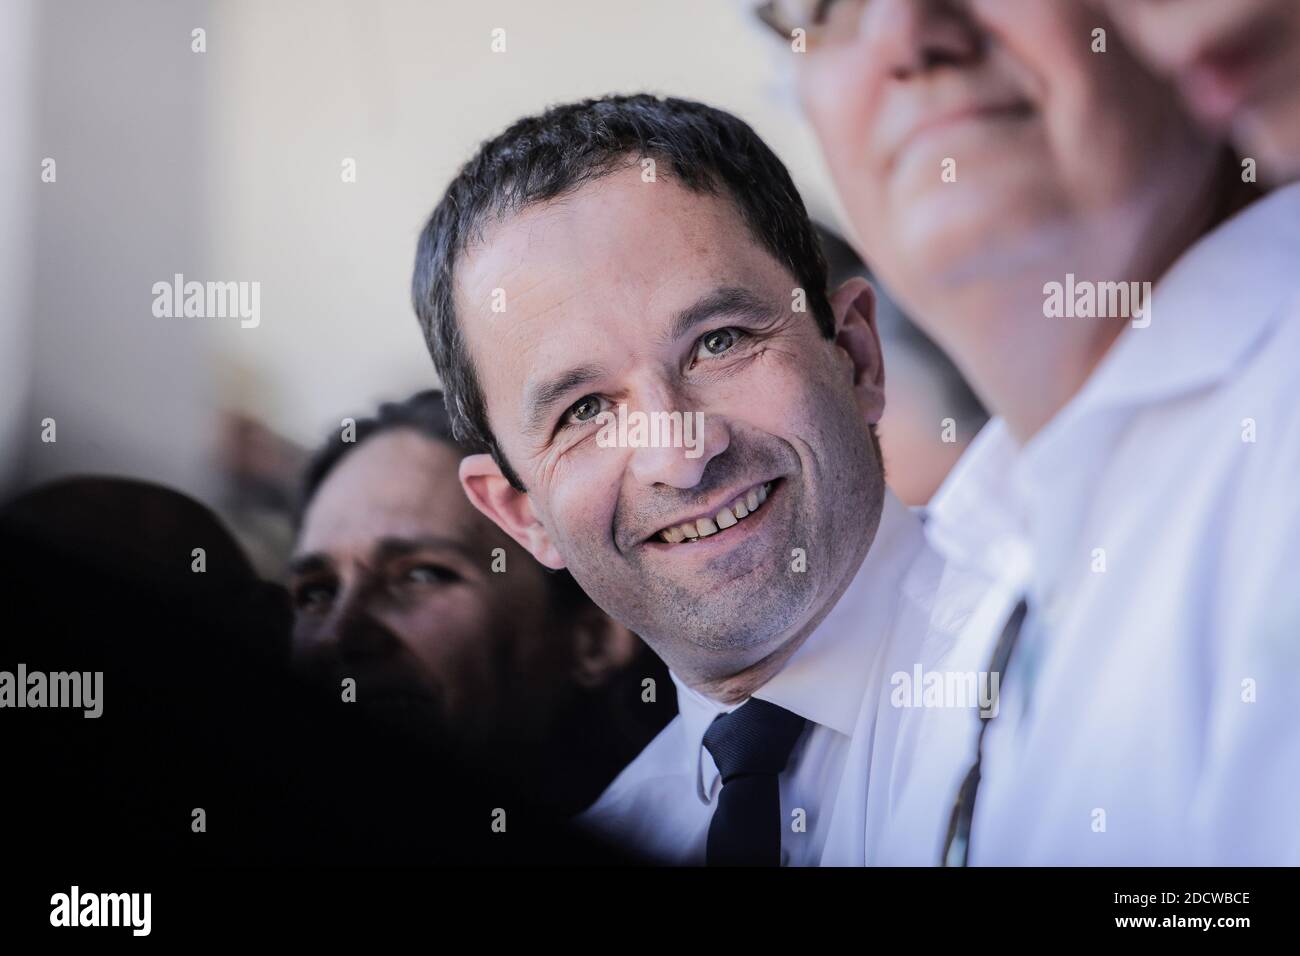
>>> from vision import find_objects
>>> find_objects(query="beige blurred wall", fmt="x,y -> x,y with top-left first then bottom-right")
0,0 -> 36,495
19,0 -> 217,499
206,0 -> 839,448
9,0 -> 840,504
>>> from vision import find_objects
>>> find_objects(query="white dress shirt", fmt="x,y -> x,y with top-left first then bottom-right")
577,491 -> 969,865
881,183 -> 1300,866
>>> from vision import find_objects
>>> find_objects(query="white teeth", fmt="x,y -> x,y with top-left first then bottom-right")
657,481 -> 776,544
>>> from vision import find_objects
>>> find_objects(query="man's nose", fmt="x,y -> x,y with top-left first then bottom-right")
866,0 -> 983,81
316,583 -> 404,667
627,405 -> 730,490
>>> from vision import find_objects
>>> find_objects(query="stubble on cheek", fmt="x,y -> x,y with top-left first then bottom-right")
592,392 -> 813,651
537,334 -> 880,668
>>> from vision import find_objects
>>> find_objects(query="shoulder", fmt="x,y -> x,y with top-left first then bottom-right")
577,714 -> 690,821
574,715 -> 708,863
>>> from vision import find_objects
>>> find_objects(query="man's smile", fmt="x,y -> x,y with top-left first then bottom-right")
638,478 -> 783,555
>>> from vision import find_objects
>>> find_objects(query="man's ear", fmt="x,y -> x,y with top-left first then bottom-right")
829,277 -> 886,425
459,453 -> 565,569
569,607 -> 640,690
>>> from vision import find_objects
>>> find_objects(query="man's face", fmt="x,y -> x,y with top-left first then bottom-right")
1099,0 -> 1300,183
454,167 -> 886,684
794,0 -> 1218,319
291,429 -> 570,739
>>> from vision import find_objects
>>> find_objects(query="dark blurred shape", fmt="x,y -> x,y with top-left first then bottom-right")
0,476 -> 630,864
216,411 -> 310,582
818,226 -> 988,505
6,475 -> 264,588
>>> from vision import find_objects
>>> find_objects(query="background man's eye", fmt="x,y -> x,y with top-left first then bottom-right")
698,327 -> 740,359
403,564 -> 460,586
567,395 -> 602,424
293,582 -> 336,613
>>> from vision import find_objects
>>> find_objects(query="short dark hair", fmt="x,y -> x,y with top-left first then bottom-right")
411,94 -> 835,491
298,389 -> 455,523
297,388 -> 592,615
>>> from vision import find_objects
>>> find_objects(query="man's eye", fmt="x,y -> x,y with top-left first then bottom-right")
402,564 -> 460,586
292,582 -> 336,613
694,327 -> 745,361
564,395 -> 605,427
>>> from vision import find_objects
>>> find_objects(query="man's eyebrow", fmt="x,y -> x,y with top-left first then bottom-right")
521,362 -> 606,437
373,535 -> 479,562
288,552 -> 333,577
665,286 -> 777,345
517,288 -> 774,438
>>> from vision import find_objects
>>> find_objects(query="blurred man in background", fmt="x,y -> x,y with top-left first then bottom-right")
1098,0 -> 1300,184
292,390 -> 673,814
761,0 -> 1300,863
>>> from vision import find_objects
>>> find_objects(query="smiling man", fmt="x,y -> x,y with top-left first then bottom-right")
411,94 -> 967,865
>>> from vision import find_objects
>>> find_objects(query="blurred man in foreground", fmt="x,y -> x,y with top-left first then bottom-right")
761,0 -> 1300,863
292,390 -> 671,814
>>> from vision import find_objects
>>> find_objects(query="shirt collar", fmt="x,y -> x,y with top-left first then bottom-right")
669,490 -> 928,802
926,419 -> 1022,573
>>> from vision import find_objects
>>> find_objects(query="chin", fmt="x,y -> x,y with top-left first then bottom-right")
889,184 -> 1069,291
678,579 -> 814,657
682,617 -> 782,654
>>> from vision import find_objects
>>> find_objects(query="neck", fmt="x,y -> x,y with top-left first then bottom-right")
945,286 -> 1128,443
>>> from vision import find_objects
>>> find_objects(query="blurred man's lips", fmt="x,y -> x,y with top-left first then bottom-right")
644,478 -> 778,546
892,99 -> 1034,164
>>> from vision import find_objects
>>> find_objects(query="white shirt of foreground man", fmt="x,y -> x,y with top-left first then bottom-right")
883,183 -> 1300,866
578,492 -> 969,866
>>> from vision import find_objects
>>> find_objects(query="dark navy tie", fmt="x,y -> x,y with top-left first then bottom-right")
702,698 -> 807,866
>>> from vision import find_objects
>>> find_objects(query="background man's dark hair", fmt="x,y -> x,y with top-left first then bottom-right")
298,388 -> 454,521
411,93 -> 835,491
297,388 -> 592,615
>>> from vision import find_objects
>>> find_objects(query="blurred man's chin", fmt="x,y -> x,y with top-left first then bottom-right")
887,193 -> 1071,296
